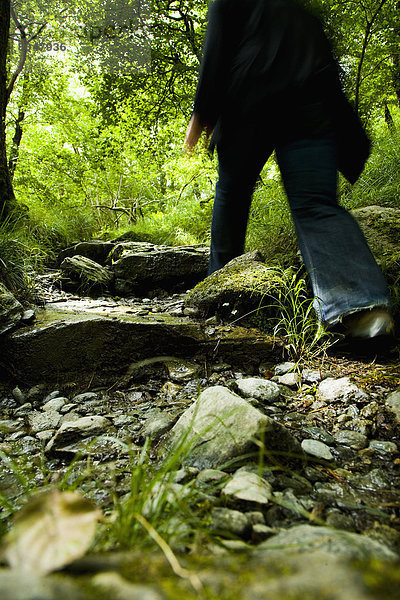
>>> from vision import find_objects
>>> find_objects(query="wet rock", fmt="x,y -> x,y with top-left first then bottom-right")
141,412 -> 174,441
60,255 -> 113,294
353,468 -> 391,490
317,377 -> 368,404
302,426 -> 335,445
0,282 -> 23,335
222,470 -> 273,505
46,416 -> 111,451
255,524 -> 397,560
211,507 -> 252,537
185,250 -> 286,320
197,469 -> 229,485
113,245 -> 208,295
72,392 -> 99,404
14,403 -> 33,417
165,386 -> 302,470
236,377 -> 281,403
333,430 -> 368,450
385,390 -> 400,424
27,410 -> 62,433
0,419 -> 24,434
301,439 -> 334,460
164,359 -> 200,382
91,571 -> 166,600
368,440 -> 398,455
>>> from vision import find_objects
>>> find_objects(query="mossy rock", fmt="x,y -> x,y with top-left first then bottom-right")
185,250 -> 290,322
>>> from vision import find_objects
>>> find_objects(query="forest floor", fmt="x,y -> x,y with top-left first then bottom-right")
0,275 -> 400,600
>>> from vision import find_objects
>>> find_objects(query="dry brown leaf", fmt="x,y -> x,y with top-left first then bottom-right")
2,488 -> 102,574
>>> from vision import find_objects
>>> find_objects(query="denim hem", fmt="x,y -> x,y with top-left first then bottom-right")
323,302 -> 392,327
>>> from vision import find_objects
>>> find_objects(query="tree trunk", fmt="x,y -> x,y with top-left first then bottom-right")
8,108 -> 24,179
384,102 -> 396,133
0,0 -> 17,221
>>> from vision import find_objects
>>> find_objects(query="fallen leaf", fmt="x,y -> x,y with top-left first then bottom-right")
2,488 -> 102,574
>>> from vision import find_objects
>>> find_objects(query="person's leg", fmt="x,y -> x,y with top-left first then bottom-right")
209,141 -> 273,274
276,137 -> 390,325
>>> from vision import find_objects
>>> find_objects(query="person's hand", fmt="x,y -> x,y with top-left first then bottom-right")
183,113 -> 212,153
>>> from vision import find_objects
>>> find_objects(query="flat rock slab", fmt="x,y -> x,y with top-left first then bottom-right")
0,301 -> 278,385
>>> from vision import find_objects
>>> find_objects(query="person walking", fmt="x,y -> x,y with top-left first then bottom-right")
184,0 -> 393,340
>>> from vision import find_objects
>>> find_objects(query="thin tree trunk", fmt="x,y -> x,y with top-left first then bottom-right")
384,102 -> 396,133
8,108 -> 24,179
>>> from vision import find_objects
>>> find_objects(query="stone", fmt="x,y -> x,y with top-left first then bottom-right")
58,240 -> 115,265
42,397 -> 67,412
0,419 -> 23,434
91,571 -> 166,600
236,377 -> 281,403
164,359 -> 200,382
14,403 -> 33,417
196,469 -> 229,485
60,255 -> 113,294
165,386 -> 302,470
211,507 -> 252,537
72,392 -> 99,404
46,416 -> 111,451
334,430 -> 368,450
0,282 -> 23,335
27,410 -> 62,434
274,362 -> 296,376
302,369 -> 327,384
222,470 -> 273,505
317,377 -> 368,404
12,386 -> 25,404
274,372 -> 301,388
368,440 -> 398,455
302,426 -> 335,445
185,250 -> 288,321
113,244 -> 209,295
0,302 -> 276,385
251,523 -> 276,542
301,439 -> 334,460
385,390 -> 400,424
141,412 -> 174,441
255,524 -> 397,561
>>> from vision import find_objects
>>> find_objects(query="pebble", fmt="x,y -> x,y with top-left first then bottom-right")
333,430 -> 368,450
222,470 -> 273,505
236,377 -> 281,403
274,362 -> 296,376
301,439 -> 334,461
12,386 -> 25,405
211,507 -> 251,537
368,440 -> 398,455
42,397 -> 67,412
317,377 -> 368,404
274,373 -> 301,388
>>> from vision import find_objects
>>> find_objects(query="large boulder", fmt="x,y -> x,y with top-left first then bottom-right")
185,250 -> 289,320
165,385 -> 302,469
352,205 -> 400,287
112,243 -> 209,295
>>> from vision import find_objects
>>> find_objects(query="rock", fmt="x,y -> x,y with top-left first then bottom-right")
0,419 -> 23,434
196,469 -> 229,485
368,440 -> 398,455
46,416 -> 111,451
141,412 -> 174,441
274,372 -> 301,388
385,390 -> 400,424
317,377 -> 368,404
185,250 -> 287,320
14,403 -> 33,417
274,362 -> 296,376
333,430 -> 368,450
302,369 -> 326,384
211,507 -> 252,537
301,439 -> 334,460
60,255 -> 113,294
302,426 -> 335,445
0,302 -> 276,384
236,377 -> 281,403
352,205 -> 400,285
58,240 -> 115,265
255,524 -> 397,561
42,397 -> 67,412
222,470 -> 273,505
164,359 -> 200,382
27,410 -> 62,434
91,571 -> 165,600
113,244 -> 208,295
0,283 -> 23,335
72,392 -> 99,404
12,386 -> 25,404
165,386 -> 302,470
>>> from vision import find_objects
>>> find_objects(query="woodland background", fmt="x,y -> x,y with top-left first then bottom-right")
1,0 -> 400,294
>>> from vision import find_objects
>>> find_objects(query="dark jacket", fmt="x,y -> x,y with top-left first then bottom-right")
193,0 -> 369,183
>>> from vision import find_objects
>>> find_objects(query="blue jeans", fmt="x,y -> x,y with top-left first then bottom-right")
209,137 -> 390,324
